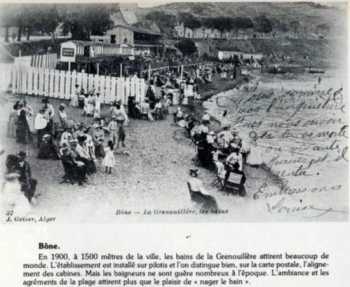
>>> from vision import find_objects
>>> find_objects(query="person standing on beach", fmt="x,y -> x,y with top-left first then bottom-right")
107,116 -> 118,146
16,109 -> 32,144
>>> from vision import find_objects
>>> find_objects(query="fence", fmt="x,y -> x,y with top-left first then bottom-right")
14,53 -> 58,69
31,53 -> 58,69
0,63 -> 12,92
10,67 -> 147,105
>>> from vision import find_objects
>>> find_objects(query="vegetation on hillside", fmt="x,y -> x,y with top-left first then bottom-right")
136,2 -> 346,37
0,3 -> 117,42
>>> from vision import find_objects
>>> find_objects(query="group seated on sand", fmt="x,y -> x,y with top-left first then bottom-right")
174,107 -> 264,196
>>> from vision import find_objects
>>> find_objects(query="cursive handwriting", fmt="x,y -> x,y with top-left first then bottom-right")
266,197 -> 347,218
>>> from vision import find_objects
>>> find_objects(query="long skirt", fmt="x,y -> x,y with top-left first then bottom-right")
16,121 -> 32,144
20,178 -> 37,202
7,114 -> 17,138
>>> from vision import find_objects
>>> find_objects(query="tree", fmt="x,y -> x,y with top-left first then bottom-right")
178,12 -> 202,30
201,17 -> 234,38
232,17 -> 254,30
145,11 -> 176,35
175,39 -> 197,56
215,17 -> 234,38
0,3 -> 25,41
230,17 -> 254,37
21,5 -> 41,41
35,6 -> 60,40
254,15 -> 273,34
61,4 -> 113,40
0,4 -> 60,42
0,4 -> 17,42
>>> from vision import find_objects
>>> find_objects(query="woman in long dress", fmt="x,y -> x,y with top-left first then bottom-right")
16,109 -> 32,144
7,101 -> 20,138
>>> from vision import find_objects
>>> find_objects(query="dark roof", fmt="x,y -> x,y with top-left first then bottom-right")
113,24 -> 161,36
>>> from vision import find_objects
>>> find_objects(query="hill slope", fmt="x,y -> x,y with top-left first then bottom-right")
135,2 -> 347,35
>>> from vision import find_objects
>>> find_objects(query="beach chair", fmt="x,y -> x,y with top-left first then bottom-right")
223,170 -> 246,196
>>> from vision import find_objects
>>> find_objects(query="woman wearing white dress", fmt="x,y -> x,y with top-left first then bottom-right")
102,141 -> 115,174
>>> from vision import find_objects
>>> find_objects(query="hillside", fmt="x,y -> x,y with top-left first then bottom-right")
135,2 -> 347,35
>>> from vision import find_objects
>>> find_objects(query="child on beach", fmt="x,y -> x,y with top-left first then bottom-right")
102,140 -> 115,174
107,116 -> 118,146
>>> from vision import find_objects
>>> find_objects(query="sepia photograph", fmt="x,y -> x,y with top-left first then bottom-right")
0,1 -> 347,223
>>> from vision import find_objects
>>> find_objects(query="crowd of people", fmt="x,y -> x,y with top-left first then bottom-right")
1,58 -> 246,215
174,107 -> 263,196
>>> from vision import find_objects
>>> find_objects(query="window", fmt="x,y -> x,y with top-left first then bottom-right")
110,35 -> 116,44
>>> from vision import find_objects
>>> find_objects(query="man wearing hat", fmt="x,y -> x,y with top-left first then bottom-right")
225,145 -> 246,195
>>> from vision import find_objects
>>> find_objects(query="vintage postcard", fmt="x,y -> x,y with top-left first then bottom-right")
0,1 -> 348,223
